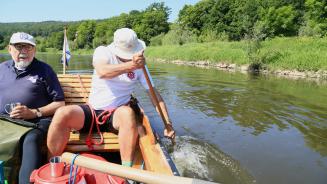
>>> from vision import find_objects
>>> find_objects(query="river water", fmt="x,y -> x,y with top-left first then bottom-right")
1,53 -> 327,184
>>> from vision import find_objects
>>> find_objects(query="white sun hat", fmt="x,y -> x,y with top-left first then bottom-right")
10,32 -> 36,46
108,28 -> 145,59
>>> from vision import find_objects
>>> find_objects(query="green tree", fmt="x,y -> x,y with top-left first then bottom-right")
76,21 -> 96,49
134,2 -> 170,44
257,5 -> 298,37
178,0 -> 260,40
128,10 -> 143,28
35,36 -> 47,52
67,24 -> 79,41
207,0 -> 260,40
93,22 -> 109,48
178,0 -> 215,35
47,31 -> 63,50
300,0 -> 327,36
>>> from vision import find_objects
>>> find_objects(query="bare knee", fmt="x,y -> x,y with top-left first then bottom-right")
114,106 -> 137,129
53,106 -> 70,123
52,106 -> 80,128
117,106 -> 134,115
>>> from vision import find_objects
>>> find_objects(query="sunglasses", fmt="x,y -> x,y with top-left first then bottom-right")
10,44 -> 34,51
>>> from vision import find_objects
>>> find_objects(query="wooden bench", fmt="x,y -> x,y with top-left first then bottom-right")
57,74 -> 120,152
58,74 -> 91,105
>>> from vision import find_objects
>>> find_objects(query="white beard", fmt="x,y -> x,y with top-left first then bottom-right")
14,60 -> 33,70
14,53 -> 33,70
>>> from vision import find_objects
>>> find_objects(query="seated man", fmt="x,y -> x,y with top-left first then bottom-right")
47,28 -> 175,167
0,32 -> 65,183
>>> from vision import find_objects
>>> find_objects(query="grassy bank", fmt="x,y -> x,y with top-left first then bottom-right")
146,37 -> 327,72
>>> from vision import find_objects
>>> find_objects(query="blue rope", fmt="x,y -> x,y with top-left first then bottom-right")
0,160 -> 5,184
68,154 -> 79,184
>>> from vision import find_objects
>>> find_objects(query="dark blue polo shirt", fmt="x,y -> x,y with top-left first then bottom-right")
0,58 -> 64,114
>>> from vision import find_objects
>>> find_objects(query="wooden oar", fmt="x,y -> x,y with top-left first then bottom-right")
61,152 -> 218,184
142,65 -> 175,143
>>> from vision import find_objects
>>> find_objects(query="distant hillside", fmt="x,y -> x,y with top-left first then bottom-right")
0,21 -> 80,37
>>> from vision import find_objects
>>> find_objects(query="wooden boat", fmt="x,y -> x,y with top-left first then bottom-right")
57,74 -> 179,180
4,74 -> 214,183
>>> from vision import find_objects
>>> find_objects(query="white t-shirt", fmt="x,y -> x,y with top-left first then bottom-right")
88,46 -> 154,110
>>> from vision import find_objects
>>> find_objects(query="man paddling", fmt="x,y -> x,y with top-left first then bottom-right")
47,28 -> 175,167
0,32 -> 65,183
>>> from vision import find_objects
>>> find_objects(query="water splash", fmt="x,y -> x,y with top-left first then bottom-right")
165,136 -> 256,184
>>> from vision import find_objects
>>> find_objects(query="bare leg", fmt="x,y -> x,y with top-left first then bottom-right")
113,106 -> 138,163
47,105 -> 85,157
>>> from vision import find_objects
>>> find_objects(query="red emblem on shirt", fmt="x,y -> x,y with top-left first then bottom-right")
127,72 -> 135,79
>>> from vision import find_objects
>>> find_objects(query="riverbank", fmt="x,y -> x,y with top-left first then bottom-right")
146,37 -> 327,80
152,59 -> 327,84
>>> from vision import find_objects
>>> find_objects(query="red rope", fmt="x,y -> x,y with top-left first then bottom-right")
85,103 -> 115,150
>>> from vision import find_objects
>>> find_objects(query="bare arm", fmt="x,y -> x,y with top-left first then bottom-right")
94,59 -> 135,79
94,52 -> 145,79
34,101 -> 65,117
10,101 -> 65,120
147,88 -> 175,139
147,88 -> 172,124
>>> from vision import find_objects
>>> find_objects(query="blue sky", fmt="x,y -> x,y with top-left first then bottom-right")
0,0 -> 199,23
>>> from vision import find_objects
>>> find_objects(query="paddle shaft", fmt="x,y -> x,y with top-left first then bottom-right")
142,66 -> 170,130
61,152 -> 218,184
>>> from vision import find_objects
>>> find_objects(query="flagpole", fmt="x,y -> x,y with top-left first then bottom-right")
63,26 -> 67,74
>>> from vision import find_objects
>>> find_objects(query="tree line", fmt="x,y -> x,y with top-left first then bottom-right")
0,0 -> 326,51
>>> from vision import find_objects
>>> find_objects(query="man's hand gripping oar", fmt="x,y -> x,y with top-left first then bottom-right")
135,50 -> 176,144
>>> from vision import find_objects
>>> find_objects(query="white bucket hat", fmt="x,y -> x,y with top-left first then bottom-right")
10,32 -> 36,46
108,28 -> 145,59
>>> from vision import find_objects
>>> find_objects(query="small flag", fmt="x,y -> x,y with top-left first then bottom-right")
61,34 -> 71,66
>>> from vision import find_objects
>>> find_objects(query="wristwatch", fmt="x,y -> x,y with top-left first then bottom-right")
35,108 -> 42,118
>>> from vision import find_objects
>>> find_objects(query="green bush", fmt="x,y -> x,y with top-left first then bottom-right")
198,29 -> 229,42
45,48 -> 59,53
299,20 -> 324,37
150,33 -> 164,46
161,28 -> 197,45
37,44 -> 46,52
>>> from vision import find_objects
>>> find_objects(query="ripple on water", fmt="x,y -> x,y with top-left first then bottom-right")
164,136 -> 256,184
